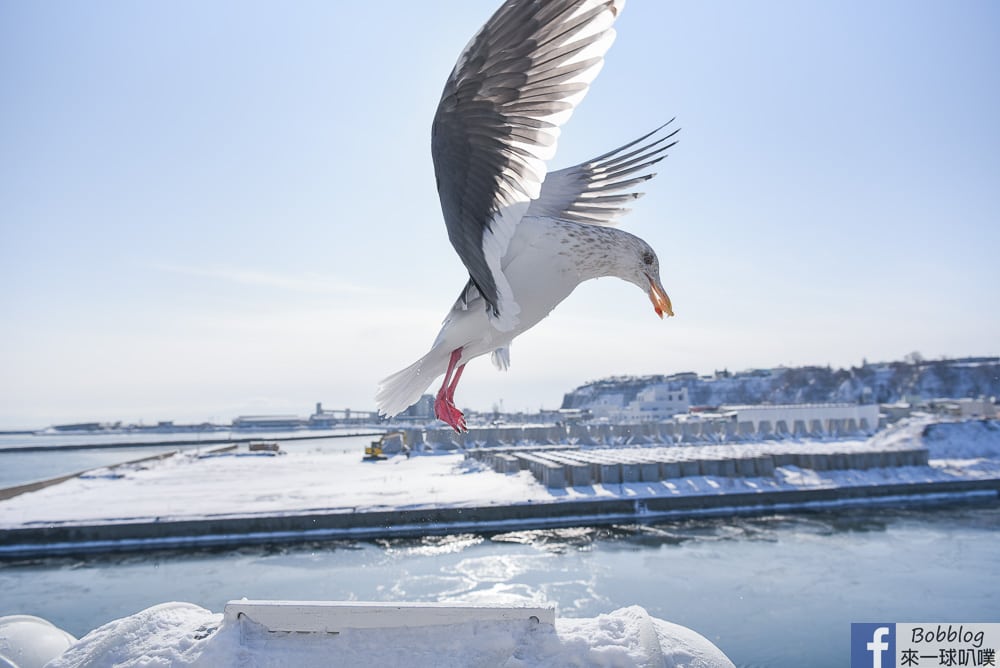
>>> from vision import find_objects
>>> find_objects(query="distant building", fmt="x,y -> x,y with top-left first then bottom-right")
585,386 -> 690,422
376,395 -> 435,422
926,397 -> 996,419
231,415 -> 305,430
309,402 -> 378,426
400,394 -> 435,419
585,393 -> 627,420
622,385 -> 690,422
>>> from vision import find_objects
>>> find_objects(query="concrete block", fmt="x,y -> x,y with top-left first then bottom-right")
723,421 -> 739,441
542,464 -> 566,488
796,453 -> 823,470
567,463 -> 592,486
680,423 -> 701,443
753,456 -> 775,476
772,453 -> 797,467
567,424 -> 591,444
638,423 -> 660,441
733,457 -> 757,476
701,420 -> 725,441
496,454 -> 520,474
659,461 -> 682,479
680,460 -> 701,477
698,459 -> 721,476
513,453 -> 538,471
497,428 -> 521,446
639,462 -> 660,482
620,462 -> 641,483
598,462 -> 621,485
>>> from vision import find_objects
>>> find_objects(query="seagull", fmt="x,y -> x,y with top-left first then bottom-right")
375,0 -> 677,432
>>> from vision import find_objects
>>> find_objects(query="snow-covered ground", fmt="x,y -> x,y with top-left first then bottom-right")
39,602 -> 735,668
1,418 -> 997,529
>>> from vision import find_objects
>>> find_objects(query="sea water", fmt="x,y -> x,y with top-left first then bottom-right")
0,503 -> 997,667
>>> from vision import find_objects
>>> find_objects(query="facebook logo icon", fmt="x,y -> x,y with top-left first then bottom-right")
852,623 -> 896,668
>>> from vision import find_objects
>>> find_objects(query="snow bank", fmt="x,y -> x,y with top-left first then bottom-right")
921,420 -> 1000,459
46,602 -> 734,668
870,417 -> 1000,459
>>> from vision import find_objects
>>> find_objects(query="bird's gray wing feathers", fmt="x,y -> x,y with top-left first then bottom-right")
526,121 -> 679,225
432,0 -> 624,332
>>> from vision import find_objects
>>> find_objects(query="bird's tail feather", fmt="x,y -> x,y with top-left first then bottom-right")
375,350 -> 448,419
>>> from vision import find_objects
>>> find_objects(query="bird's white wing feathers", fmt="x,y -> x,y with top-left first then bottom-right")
432,0 -> 625,332
526,121 -> 678,226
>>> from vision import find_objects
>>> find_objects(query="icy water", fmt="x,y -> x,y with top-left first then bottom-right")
1,503 -> 997,667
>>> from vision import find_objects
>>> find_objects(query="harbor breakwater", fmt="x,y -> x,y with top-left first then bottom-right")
2,420 -> 998,558
2,479 -> 997,559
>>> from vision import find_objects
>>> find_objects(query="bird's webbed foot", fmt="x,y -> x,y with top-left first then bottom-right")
435,396 -> 467,433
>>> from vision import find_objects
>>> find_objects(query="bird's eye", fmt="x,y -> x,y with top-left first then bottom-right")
642,251 -> 654,266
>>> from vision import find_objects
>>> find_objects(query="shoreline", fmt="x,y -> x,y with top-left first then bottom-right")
2,477 -> 997,559
0,430 -> 382,453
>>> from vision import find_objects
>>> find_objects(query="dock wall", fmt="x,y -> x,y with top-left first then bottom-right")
1,479 -> 997,559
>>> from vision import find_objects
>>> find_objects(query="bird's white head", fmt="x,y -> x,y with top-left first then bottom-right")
624,236 -> 673,319
557,221 -> 673,319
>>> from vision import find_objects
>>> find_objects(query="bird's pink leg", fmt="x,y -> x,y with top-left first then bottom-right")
435,347 -> 467,433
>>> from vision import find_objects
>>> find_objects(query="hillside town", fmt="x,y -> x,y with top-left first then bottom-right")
27,356 -> 998,437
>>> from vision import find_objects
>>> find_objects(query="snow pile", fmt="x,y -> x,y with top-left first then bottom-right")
46,602 -> 734,668
920,420 -> 1000,459
0,448 -> 559,527
871,417 -> 1000,459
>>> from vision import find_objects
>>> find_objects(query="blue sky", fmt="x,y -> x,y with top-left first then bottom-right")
2,1 -> 998,428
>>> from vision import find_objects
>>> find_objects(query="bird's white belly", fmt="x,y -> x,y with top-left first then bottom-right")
438,217 -> 581,363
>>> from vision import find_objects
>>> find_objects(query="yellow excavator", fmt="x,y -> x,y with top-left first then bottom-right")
363,431 -> 408,461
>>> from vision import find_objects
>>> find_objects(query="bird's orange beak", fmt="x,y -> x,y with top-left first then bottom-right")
648,276 -> 673,318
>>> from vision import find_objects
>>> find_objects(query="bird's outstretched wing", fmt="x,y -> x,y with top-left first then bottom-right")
526,121 -> 679,226
432,0 -> 624,332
